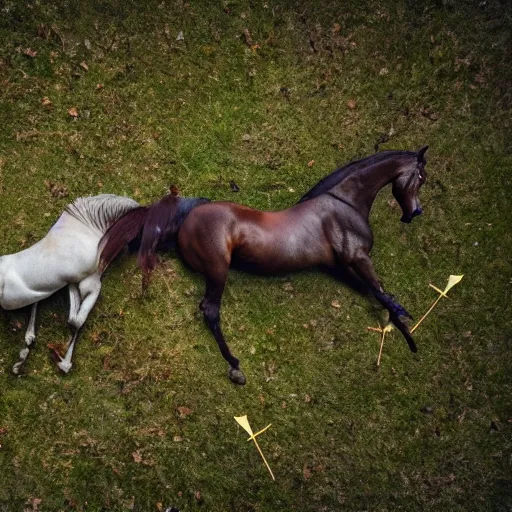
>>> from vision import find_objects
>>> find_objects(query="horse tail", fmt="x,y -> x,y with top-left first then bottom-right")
137,195 -> 210,273
99,207 -> 149,272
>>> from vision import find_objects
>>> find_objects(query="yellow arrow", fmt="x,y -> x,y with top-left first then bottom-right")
234,415 -> 275,480
411,275 -> 463,333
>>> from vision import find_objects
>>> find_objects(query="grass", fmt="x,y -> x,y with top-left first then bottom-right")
1,0 -> 511,510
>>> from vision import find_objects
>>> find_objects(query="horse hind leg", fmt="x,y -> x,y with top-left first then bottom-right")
201,274 -> 246,385
12,302 -> 38,375
53,275 -> 102,373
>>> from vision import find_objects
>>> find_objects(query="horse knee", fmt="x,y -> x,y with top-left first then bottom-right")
202,300 -> 220,324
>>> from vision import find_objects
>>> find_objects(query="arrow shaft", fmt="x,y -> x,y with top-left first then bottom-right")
253,439 -> 275,480
411,295 -> 443,333
377,328 -> 387,367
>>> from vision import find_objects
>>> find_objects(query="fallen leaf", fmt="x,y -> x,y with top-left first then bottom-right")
307,160 -> 315,167
303,466 -> 312,479
23,48 -> 37,58
331,300 -> 341,309
44,180 -> 69,198
47,343 -> 66,358
80,61 -> 89,71
26,497 -> 42,512
347,99 -> 357,109
96,83 -> 104,90
68,107 -> 78,118
177,406 -> 193,418
41,97 -> 52,106
242,28 -> 254,47
132,450 -> 142,463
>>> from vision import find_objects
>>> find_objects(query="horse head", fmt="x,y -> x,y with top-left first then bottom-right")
392,145 -> 428,223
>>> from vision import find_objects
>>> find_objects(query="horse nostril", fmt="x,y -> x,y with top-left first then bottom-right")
413,208 -> 423,217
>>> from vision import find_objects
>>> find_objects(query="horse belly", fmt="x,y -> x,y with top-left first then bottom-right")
0,235 -> 98,310
0,260 -> 64,309
236,229 -> 330,273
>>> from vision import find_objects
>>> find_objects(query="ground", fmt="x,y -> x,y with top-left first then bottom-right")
0,0 -> 511,511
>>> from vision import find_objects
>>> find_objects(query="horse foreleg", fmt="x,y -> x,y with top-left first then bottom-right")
54,276 -> 102,373
201,276 -> 246,385
347,253 -> 417,353
12,302 -> 38,375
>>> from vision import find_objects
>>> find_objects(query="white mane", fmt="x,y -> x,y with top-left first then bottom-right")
65,194 -> 139,234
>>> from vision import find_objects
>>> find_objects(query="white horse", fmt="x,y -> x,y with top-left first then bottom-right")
0,194 -> 139,374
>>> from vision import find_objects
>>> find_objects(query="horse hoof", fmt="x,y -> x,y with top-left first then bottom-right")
228,368 -> 246,385
57,361 -> 72,374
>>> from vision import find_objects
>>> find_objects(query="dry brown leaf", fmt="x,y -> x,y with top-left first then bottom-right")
347,99 -> 357,109
177,406 -> 193,418
331,300 -> 341,309
44,180 -> 69,199
68,107 -> 78,118
47,343 -> 66,358
23,48 -> 37,58
242,28 -> 254,47
26,497 -> 42,512
41,97 -> 52,106
308,160 -> 315,167
132,450 -> 142,463
80,61 -> 89,71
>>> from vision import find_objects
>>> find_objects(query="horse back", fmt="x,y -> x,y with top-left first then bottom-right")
178,201 -> 335,273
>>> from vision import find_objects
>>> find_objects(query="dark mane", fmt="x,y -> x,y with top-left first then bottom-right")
99,195 -> 209,272
138,196 -> 210,271
297,150 -> 416,203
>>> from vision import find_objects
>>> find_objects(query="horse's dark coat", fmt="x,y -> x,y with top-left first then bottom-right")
101,148 -> 428,384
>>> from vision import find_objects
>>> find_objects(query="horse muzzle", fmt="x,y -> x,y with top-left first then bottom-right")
400,208 -> 423,223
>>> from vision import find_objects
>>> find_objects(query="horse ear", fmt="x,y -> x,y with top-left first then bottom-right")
417,145 -> 429,162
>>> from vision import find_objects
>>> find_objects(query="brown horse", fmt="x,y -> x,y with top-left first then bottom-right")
101,147 -> 428,384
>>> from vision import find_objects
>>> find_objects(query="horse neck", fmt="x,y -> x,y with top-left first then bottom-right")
332,157 -> 408,218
